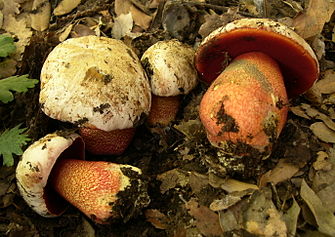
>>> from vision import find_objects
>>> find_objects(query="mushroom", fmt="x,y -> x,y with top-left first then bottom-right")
195,18 -> 319,158
39,36 -> 151,155
141,40 -> 198,127
16,132 -> 150,224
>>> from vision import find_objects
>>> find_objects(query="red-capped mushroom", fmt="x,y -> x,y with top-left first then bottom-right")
141,40 -> 198,127
195,18 -> 319,158
16,132 -> 150,224
39,36 -> 151,155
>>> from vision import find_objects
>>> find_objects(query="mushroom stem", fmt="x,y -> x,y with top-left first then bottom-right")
79,127 -> 136,155
49,159 -> 145,224
199,51 -> 288,157
147,95 -> 181,127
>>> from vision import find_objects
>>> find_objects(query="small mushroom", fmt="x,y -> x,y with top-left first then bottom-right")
141,40 -> 198,127
195,18 -> 319,158
39,36 -> 151,155
16,132 -> 150,224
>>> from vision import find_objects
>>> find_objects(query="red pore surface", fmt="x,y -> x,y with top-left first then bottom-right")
79,127 -> 136,155
199,52 -> 288,153
147,95 -> 181,127
50,159 -> 122,224
195,28 -> 319,98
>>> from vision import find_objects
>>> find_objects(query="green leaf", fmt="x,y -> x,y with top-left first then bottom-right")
0,125 -> 31,166
0,75 -> 39,103
0,34 -> 16,58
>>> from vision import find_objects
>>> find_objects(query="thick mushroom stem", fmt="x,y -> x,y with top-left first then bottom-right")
199,52 -> 288,158
79,127 -> 136,155
147,95 -> 181,127
49,159 -> 149,224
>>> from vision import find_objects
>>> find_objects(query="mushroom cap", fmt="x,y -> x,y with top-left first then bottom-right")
16,132 -> 84,217
141,40 -> 198,97
195,18 -> 319,98
40,36 -> 151,131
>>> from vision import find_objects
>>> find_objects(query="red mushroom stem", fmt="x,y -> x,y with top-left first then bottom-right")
79,127 -> 136,155
50,159 -> 131,224
199,51 -> 288,156
147,95 -> 181,127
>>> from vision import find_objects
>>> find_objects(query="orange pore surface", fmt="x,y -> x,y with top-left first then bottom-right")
79,127 -> 136,155
50,159 -> 122,223
199,52 -> 288,150
147,95 -> 181,127
195,28 -> 319,98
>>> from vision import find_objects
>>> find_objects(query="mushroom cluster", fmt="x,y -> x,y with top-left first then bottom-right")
195,18 -> 319,160
16,35 -> 199,223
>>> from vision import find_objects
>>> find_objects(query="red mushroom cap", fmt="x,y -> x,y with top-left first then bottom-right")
195,18 -> 319,98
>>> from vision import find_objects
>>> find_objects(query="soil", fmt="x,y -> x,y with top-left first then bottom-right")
1,0 -> 335,237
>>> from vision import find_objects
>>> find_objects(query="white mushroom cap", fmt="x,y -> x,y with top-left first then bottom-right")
141,40 -> 198,97
40,36 -> 151,131
16,132 -> 84,217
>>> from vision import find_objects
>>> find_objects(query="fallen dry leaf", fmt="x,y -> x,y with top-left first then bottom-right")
292,0 -> 335,39
0,58 -> 17,78
71,24 -> 96,38
209,195 -> 241,212
185,198 -> 223,236
173,119 -> 204,140
314,69 -> 335,94
145,209 -> 170,229
112,13 -> 133,39
290,106 -> 311,119
115,0 -> 152,30
157,168 -> 189,194
218,208 -> 241,232
115,0 -> 133,16
311,34 -> 325,60
188,172 -> 208,194
282,198 -> 300,237
209,173 -> 258,193
2,0 -> 20,17
312,151 -> 332,171
244,189 -> 287,237
310,122 -> 335,143
129,5 -> 152,30
241,0 -> 259,15
259,159 -> 300,187
58,23 -> 73,42
300,179 -> 335,236
300,103 -> 335,131
2,14 -> 32,61
310,148 -> 335,213
198,8 -> 240,38
53,0 -> 81,16
31,0 -> 51,31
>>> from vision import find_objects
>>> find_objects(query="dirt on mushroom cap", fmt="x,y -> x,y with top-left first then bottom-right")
141,39 -> 198,97
39,36 -> 151,132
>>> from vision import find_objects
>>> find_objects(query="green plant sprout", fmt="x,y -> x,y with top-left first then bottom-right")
0,34 -> 39,166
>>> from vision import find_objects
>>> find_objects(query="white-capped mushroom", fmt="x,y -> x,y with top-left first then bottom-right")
16,132 -> 84,217
39,35 -> 151,154
141,40 -> 198,126
16,132 -> 150,224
